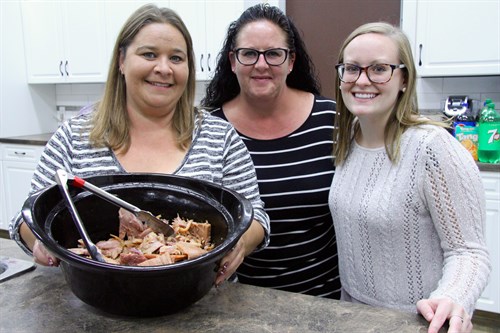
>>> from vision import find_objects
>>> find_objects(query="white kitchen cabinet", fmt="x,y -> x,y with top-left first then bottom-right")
103,0 -> 242,81
171,0 -> 244,81
21,1 -> 107,83
104,1 -> 171,68
476,171 -> 500,314
401,0 -> 500,77
1,144 -> 43,231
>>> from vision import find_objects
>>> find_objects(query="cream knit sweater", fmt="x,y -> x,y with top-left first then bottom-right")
329,124 -> 491,315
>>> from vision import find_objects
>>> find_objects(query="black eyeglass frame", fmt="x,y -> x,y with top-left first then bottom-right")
233,48 -> 290,66
335,63 -> 406,83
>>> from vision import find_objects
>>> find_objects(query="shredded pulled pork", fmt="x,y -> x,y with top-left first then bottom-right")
68,208 -> 214,266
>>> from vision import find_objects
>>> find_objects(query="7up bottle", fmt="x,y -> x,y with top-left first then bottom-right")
478,102 -> 500,163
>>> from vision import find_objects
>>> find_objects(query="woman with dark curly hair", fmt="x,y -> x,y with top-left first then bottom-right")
202,3 -> 341,299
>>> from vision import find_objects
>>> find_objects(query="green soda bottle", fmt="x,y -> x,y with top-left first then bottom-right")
478,102 -> 500,163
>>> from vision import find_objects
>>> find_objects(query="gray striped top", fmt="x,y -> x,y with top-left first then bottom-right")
10,110 -> 270,255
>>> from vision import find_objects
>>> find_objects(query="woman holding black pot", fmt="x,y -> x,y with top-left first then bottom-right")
9,4 -> 270,287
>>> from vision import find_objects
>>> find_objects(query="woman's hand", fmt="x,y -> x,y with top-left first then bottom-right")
214,220 -> 265,287
417,298 -> 472,333
215,238 -> 246,287
32,239 -> 60,267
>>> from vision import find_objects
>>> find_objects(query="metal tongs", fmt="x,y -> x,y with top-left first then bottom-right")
55,169 -> 174,243
55,169 -> 106,262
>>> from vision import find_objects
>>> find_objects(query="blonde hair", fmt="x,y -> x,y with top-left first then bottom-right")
333,22 -> 447,165
90,4 -> 196,152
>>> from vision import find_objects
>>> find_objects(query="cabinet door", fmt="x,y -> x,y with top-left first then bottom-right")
21,2 -> 65,83
476,171 -> 500,313
205,1 -> 244,81
21,2 -> 108,83
170,0 -> 206,79
412,0 -> 500,76
171,0 -> 244,81
2,161 -> 38,228
61,2 -> 107,83
1,145 -> 43,230
104,1 -> 170,70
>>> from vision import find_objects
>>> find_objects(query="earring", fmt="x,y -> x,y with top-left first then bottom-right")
402,87 -> 406,92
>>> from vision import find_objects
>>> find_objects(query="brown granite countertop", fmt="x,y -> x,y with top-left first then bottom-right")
0,238 -> 442,333
0,133 -> 54,146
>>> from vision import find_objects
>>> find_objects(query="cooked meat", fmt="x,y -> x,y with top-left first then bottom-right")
118,208 -> 146,238
172,215 -> 211,244
139,232 -> 165,255
95,238 -> 123,259
120,248 -> 147,266
176,241 -> 208,260
138,253 -> 173,266
68,209 -> 214,266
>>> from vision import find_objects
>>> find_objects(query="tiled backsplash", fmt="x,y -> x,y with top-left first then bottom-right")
55,81 -> 209,116
55,76 -> 500,118
416,76 -> 500,111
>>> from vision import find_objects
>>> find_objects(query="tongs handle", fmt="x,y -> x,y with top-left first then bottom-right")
55,170 -> 106,263
66,172 -> 175,236
70,175 -> 140,214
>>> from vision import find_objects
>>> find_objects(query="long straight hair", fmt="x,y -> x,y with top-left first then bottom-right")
333,22 -> 447,165
90,4 -> 196,152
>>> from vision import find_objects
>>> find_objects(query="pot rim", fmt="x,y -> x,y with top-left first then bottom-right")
22,173 -> 253,273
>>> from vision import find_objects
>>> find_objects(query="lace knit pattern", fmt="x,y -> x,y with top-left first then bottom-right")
329,124 -> 490,314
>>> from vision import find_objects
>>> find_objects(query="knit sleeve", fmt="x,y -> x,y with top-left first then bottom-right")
420,128 -> 491,314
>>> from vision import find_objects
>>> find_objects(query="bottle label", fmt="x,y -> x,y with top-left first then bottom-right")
455,125 -> 478,160
478,123 -> 500,151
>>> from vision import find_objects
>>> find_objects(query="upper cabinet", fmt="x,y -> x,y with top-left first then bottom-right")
402,0 -> 500,77
21,1 -> 282,84
170,0 -> 244,81
21,2 -> 108,84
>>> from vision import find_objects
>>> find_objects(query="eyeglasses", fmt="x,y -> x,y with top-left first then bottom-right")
335,63 -> 406,83
233,48 -> 289,66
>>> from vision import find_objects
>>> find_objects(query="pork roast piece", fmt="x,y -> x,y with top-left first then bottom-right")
69,208 -> 213,266
118,208 -> 147,238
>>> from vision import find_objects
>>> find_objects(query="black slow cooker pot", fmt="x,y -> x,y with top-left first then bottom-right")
22,173 -> 253,317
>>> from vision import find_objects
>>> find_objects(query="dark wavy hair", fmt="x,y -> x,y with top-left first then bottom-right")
201,3 -> 320,108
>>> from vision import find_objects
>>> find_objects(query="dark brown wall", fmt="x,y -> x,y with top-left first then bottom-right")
286,0 -> 401,99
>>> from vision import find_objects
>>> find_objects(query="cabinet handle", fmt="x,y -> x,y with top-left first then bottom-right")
418,44 -> 422,66
59,61 -> 64,76
64,60 -> 69,76
14,151 -> 27,156
200,54 -> 204,72
207,53 -> 211,72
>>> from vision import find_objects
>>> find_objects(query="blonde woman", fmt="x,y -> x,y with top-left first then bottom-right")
329,22 -> 490,333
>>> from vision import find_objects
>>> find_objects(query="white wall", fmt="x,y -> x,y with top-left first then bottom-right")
0,1 -> 58,137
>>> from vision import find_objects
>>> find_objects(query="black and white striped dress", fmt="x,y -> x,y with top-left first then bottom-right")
212,96 -> 341,298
